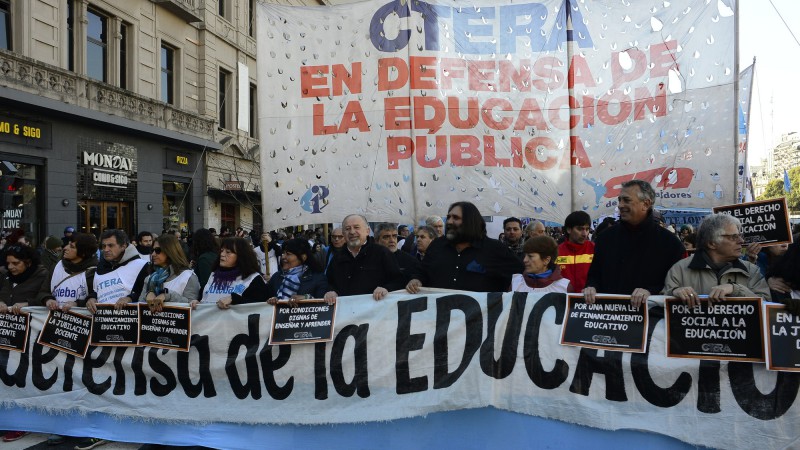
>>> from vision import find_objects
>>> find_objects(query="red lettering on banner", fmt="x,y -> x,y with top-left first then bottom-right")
301,66 -> 330,98
604,167 -> 694,197
482,98 -> 513,130
378,58 -> 408,91
568,55 -> 596,89
301,63 -> 362,97
312,101 -> 368,135
385,97 -> 412,130
410,56 -> 438,90
414,96 -> 446,133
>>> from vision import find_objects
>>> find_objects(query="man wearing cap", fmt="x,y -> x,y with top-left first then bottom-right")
62,226 -> 75,247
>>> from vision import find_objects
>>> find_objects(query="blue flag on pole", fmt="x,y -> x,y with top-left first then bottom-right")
784,169 -> 792,193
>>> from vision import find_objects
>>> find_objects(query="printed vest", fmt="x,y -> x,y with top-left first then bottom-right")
50,261 -> 90,306
201,272 -> 260,303
93,258 -> 148,304
510,274 -> 570,294
163,269 -> 194,297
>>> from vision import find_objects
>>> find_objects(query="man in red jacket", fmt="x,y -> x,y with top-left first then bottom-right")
556,210 -> 594,292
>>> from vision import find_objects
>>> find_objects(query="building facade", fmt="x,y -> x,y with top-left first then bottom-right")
0,0 -> 315,245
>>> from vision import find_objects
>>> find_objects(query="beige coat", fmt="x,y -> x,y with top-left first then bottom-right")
662,251 -> 771,300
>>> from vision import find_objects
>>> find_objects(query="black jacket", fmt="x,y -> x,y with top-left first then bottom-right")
419,236 -> 523,292
394,249 -> 422,284
586,213 -> 685,295
327,242 -> 404,296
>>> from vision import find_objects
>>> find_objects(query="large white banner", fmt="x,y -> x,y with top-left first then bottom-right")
1,292 -> 798,449
257,0 -> 737,229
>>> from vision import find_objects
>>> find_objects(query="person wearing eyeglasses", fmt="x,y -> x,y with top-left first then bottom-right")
139,234 -> 200,312
324,227 -> 345,274
663,213 -> 770,306
193,237 -> 267,309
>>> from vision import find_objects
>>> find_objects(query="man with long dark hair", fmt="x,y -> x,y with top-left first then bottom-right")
407,201 -> 522,292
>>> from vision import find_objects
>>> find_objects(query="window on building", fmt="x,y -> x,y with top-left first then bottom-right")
161,44 -> 175,104
67,0 -> 75,71
249,83 -> 257,138
248,0 -> 255,37
86,9 -> 108,82
120,23 -> 128,89
0,0 -> 10,50
219,68 -> 231,129
218,0 -> 230,19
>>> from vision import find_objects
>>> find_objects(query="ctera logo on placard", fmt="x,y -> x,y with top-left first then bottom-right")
701,343 -> 732,354
300,186 -> 330,214
592,335 -> 618,345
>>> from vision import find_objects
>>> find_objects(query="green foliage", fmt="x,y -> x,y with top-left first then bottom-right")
758,166 -> 800,213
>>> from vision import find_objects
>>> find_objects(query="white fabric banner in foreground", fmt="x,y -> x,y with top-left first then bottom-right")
257,0 -> 737,228
2,292 -> 797,449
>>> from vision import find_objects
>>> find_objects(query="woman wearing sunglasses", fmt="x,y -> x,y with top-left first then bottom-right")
193,237 -> 267,309
139,234 -> 200,312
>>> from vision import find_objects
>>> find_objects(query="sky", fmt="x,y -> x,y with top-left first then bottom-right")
739,0 -> 800,166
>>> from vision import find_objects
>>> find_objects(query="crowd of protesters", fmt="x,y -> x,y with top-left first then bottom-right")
1,178 -> 799,447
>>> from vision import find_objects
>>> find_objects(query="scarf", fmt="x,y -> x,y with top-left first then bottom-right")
700,250 -> 733,283
210,267 -> 242,292
526,269 -> 554,279
277,265 -> 306,299
148,266 -> 170,295
8,264 -> 37,286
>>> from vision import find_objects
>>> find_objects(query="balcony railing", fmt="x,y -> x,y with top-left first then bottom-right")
0,49 -> 215,143
149,0 -> 204,23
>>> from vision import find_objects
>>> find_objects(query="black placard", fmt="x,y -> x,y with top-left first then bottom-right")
90,304 -> 141,346
0,312 -> 30,353
37,310 -> 92,358
560,295 -> 648,353
765,305 -> 800,372
665,297 -> 764,362
269,300 -> 337,345
139,305 -> 191,352
713,198 -> 792,245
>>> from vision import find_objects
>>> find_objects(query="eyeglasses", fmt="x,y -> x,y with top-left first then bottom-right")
720,233 -> 744,241
152,247 -> 163,254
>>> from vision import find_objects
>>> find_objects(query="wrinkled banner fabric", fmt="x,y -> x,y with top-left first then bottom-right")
1,292 -> 797,449
257,0 -> 737,229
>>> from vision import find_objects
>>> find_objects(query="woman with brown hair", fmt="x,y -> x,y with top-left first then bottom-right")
139,234 -> 200,312
0,245 -> 50,314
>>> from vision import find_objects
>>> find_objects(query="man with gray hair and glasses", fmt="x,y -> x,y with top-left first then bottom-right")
663,213 -> 770,306
583,179 -> 684,307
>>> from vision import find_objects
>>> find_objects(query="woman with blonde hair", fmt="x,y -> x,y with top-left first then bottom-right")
139,234 -> 200,312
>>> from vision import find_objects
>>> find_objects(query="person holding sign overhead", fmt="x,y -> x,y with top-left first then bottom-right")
0,245 -> 49,314
139,234 -> 200,313
663,214 -> 771,306
38,233 -> 98,312
511,236 -> 572,294
194,237 -> 267,309
266,238 -> 329,306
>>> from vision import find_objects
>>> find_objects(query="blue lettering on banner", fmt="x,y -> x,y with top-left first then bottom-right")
98,278 -> 122,289
232,284 -> 247,295
369,0 -> 593,54
53,287 -> 78,299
